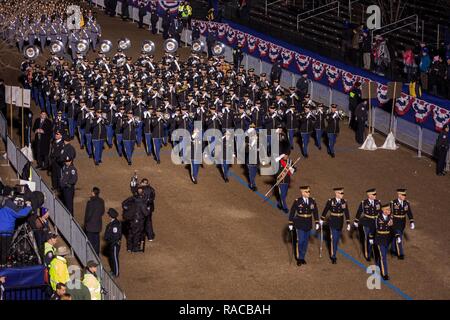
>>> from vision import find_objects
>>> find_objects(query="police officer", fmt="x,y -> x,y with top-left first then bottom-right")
104,208 -> 122,277
60,155 -> 78,215
49,130 -> 65,190
354,100 -> 368,145
435,124 -> 449,176
349,81 -> 362,129
288,186 -> 320,266
62,135 -> 77,163
320,188 -> 351,264
325,104 -> 341,158
374,204 -> 394,280
149,3 -> 159,35
390,189 -> 415,259
354,188 -> 382,261
232,44 -> 244,71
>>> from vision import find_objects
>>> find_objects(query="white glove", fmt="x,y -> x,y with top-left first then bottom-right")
369,239 -> 374,245
397,237 -> 402,244
346,224 -> 351,231
315,223 -> 320,231
319,220 -> 324,226
410,222 -> 415,230
353,222 -> 358,228
288,225 -> 293,231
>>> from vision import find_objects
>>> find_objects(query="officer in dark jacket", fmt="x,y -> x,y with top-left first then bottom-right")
374,204 -> 395,280
137,0 -> 148,29
92,110 -> 107,165
121,0 -> 130,21
435,124 -> 449,175
321,188 -> 351,264
288,186 -> 320,266
162,9 -> 172,39
298,105 -> 316,158
232,44 -> 244,71
150,3 -> 159,35
313,104 -> 325,150
270,58 -> 282,84
354,188 -> 382,261
296,71 -> 309,104
59,155 -> 78,215
49,130 -> 65,190
354,100 -> 368,144
84,187 -> 105,255
139,179 -> 156,241
390,189 -> 415,259
348,81 -> 362,129
123,187 -> 149,252
104,208 -> 122,277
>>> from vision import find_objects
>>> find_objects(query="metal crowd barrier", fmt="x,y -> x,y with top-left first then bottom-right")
1,113 -> 125,300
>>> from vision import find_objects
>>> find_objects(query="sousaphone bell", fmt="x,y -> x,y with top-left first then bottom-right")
23,45 -> 40,60
49,40 -> 64,55
99,40 -> 113,54
163,38 -> 179,54
141,40 -> 155,54
212,42 -> 225,56
76,39 -> 89,55
118,38 -> 131,51
191,40 -> 205,54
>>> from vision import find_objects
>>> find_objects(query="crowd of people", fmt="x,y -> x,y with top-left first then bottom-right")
341,22 -> 450,99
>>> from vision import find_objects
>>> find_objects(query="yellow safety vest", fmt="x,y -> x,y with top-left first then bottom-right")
83,273 -> 101,300
178,4 -> 185,13
182,5 -> 192,18
48,256 -> 70,291
80,15 -> 85,28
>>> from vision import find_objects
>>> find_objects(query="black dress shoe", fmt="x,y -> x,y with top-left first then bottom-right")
398,255 -> 405,260
365,257 -> 371,262
80,145 -> 84,149
191,177 -> 197,184
157,160 -> 160,164
331,153 -> 335,158
300,259 -> 307,265
382,275 -> 390,281
331,257 -> 337,264
95,161 -> 99,166
296,260 -> 302,266
224,177 -> 229,183
283,208 -> 289,214
128,161 -> 132,166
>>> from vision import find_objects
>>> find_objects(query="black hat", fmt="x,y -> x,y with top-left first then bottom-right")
64,155 -> 72,162
396,189 -> 407,196
333,187 -> 344,193
87,260 -> 98,268
300,186 -> 311,192
107,208 -> 119,218
366,188 -> 377,195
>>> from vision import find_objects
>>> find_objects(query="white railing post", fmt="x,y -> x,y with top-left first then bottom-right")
417,126 -> 423,157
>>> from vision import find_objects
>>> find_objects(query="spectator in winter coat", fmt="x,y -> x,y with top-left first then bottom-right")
419,48 -> 431,90
84,187 -> 105,255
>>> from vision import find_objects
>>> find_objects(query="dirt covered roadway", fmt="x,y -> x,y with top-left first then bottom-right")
1,6 -> 450,300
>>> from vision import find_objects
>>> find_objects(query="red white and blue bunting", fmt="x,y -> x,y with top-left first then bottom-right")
326,65 -> 340,86
377,84 -> 389,105
312,60 -> 326,81
258,40 -> 268,57
412,99 -> 434,124
432,106 -> 450,131
295,53 -> 311,72
281,49 -> 294,68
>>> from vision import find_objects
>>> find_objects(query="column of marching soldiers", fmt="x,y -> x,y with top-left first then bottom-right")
20,45 -> 416,280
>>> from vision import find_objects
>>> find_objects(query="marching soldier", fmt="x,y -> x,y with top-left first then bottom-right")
113,106 -> 126,157
104,208 -> 122,278
275,146 -> 296,213
245,125 -> 259,191
220,130 -> 234,183
151,107 -> 167,164
284,104 -> 299,149
84,106 -> 96,158
354,189 -> 382,261
123,110 -> 137,165
38,20 -> 47,51
313,103 -> 325,150
288,186 -> 320,266
143,105 -> 154,156
89,18 -> 101,52
325,104 -> 341,158
92,109 -> 107,165
60,155 -> 78,215
190,127 -> 203,184
374,204 -> 394,280
390,189 -> 415,259
320,188 -> 351,264
299,104 -> 316,158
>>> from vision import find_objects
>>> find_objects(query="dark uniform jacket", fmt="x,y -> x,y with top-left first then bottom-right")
321,198 -> 350,230
326,112 -> 340,134
374,213 -> 394,246
105,219 -> 122,244
355,199 -> 382,229
289,197 -> 319,231
84,196 -> 105,233
390,199 -> 414,231
60,164 -> 78,189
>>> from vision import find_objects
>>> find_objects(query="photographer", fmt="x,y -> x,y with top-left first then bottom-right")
0,196 -> 33,266
122,186 -> 149,253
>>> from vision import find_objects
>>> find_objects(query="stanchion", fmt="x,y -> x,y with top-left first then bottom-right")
381,82 -> 400,150
360,81 -> 377,151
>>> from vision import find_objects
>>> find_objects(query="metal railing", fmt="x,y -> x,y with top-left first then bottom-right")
371,14 -> 419,40
0,112 -> 125,300
297,1 -> 340,30
265,0 -> 285,16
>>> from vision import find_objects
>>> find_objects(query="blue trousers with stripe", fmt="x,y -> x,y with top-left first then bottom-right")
296,229 -> 310,260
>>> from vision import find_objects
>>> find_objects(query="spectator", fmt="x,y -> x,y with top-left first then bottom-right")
61,293 -> 72,300
351,25 -> 362,67
341,21 -> 353,63
66,265 -> 91,300
49,246 -> 70,291
50,282 -> 67,300
0,275 -> 5,301
191,22 -> 200,42
84,187 -> 105,256
429,55 -> 447,97
162,9 -> 172,40
28,206 -> 50,254
206,7 -> 215,21
44,232 -> 58,266
0,199 -> 33,266
270,58 -> 283,84
361,30 -> 372,70
83,260 -> 102,300
121,0 -> 130,21
419,48 -> 431,91
402,47 -> 417,83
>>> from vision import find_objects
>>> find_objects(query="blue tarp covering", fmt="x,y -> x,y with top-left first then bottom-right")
0,265 -> 48,300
